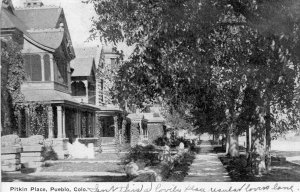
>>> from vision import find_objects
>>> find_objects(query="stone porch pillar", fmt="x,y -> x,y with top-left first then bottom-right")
40,53 -> 45,81
75,109 -> 80,137
57,106 -> 63,138
25,107 -> 30,137
50,55 -> 54,81
121,118 -> 127,144
62,107 -> 66,138
47,106 -> 54,138
113,115 -> 119,143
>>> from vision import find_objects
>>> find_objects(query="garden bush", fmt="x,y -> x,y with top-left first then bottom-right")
154,136 -> 170,146
41,146 -> 58,161
169,137 -> 192,148
122,144 -> 159,166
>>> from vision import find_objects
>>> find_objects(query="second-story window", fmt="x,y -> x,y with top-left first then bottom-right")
44,54 -> 51,81
24,54 -> 42,81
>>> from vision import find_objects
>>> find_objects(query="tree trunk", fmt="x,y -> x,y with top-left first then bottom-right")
265,97 -> 272,172
229,125 -> 239,157
226,128 -> 230,154
246,126 -> 250,158
251,123 -> 266,175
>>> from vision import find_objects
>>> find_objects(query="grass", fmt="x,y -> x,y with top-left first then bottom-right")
41,162 -> 125,173
216,147 -> 300,181
1,172 -> 130,182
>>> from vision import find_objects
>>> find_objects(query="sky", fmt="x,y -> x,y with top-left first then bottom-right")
12,0 -> 133,59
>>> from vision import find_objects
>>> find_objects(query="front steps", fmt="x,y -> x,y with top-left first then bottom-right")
101,142 -> 118,153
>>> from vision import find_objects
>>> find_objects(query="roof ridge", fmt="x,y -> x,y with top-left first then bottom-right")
14,5 -> 61,10
27,28 -> 64,33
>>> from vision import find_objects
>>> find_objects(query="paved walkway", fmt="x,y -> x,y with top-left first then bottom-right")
184,140 -> 231,182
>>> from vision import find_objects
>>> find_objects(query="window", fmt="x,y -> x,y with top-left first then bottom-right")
71,81 -> 86,96
44,54 -> 51,81
24,54 -> 42,81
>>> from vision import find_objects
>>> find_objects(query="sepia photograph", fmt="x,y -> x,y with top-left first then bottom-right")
1,0 -> 300,185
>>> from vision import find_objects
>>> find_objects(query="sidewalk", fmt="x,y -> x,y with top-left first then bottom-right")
184,140 -> 231,182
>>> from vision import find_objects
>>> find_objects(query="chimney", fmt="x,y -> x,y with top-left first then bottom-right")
24,0 -> 43,8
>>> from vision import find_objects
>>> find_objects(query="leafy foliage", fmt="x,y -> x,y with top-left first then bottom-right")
1,39 -> 26,134
122,144 -> 159,166
87,0 -> 300,174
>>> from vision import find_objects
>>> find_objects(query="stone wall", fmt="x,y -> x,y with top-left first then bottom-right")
1,135 -> 22,172
20,135 -> 45,169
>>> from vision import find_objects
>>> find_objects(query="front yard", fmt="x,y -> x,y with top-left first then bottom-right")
42,162 -> 124,173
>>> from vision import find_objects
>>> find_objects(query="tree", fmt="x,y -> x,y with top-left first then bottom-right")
1,39 -> 26,134
87,0 -> 300,175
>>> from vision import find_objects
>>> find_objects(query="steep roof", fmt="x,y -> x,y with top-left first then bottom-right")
14,7 -> 62,29
71,57 -> 95,77
75,47 -> 98,58
1,8 -> 29,35
28,29 -> 64,49
1,6 -> 55,52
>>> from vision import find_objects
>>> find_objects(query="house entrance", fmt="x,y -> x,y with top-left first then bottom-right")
102,116 -> 114,137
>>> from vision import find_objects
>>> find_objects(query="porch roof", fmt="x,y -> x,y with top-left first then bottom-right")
96,105 -> 123,115
21,89 -> 99,111
143,113 -> 165,123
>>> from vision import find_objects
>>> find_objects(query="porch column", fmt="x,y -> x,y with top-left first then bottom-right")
16,110 -> 22,135
62,107 -> 66,138
50,55 -> 55,81
75,109 -> 80,136
57,106 -> 63,138
40,53 -> 45,81
121,119 -> 126,144
113,115 -> 119,143
25,107 -> 30,137
47,106 -> 54,138
78,110 -> 82,137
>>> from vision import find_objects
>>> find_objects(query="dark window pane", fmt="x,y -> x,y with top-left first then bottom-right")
110,58 -> 116,69
71,81 -> 86,96
31,55 -> 42,81
23,55 -> 31,80
44,54 -> 51,81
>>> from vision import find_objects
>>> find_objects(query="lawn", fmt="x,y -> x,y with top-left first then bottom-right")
1,172 -> 130,182
41,162 -> 125,173
218,152 -> 300,181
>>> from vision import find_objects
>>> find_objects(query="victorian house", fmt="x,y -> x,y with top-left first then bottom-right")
1,0 -> 99,158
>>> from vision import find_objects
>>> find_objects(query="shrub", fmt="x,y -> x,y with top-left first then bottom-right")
169,137 -> 192,148
154,136 -> 170,146
122,144 -> 159,166
41,146 -> 58,161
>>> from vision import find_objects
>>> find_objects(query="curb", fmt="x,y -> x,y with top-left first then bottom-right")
29,171 -> 126,177
45,160 -> 122,164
